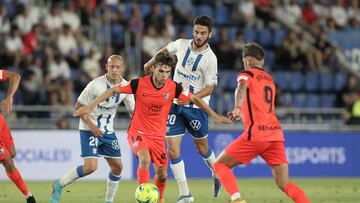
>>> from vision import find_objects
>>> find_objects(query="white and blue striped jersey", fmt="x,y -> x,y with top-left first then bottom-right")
166,39 -> 218,108
77,75 -> 135,134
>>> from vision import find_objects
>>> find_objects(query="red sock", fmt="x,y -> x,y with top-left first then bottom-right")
154,176 -> 166,199
137,168 -> 150,184
6,167 -> 29,196
284,182 -> 311,203
214,162 -> 240,196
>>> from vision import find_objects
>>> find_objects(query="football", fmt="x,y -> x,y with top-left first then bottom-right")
135,183 -> 160,203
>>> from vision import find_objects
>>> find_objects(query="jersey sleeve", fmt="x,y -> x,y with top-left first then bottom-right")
175,82 -> 192,102
78,81 -> 96,105
237,70 -> 254,85
124,94 -> 135,112
166,39 -> 183,54
204,54 -> 218,86
117,79 -> 139,94
0,70 -> 7,81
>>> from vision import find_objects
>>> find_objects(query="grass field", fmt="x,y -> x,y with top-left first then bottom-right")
0,178 -> 359,203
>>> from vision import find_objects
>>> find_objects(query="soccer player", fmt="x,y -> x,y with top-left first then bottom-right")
213,43 -> 311,203
74,52 -> 232,203
50,55 -> 135,203
144,15 -> 219,202
0,70 -> 36,203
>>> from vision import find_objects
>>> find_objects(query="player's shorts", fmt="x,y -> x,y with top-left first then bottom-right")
127,130 -> 168,168
225,137 -> 288,167
80,130 -> 121,158
166,104 -> 208,139
0,115 -> 14,161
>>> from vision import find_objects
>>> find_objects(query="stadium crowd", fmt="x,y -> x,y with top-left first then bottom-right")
0,0 -> 359,123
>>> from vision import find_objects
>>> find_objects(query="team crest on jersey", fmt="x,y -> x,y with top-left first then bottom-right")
0,148 -> 4,155
163,93 -> 169,101
187,57 -> 195,66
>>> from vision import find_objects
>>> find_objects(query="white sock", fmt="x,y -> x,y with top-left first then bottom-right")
170,160 -> 190,196
59,166 -> 83,187
105,173 -> 121,202
203,150 -> 216,172
231,192 -> 241,201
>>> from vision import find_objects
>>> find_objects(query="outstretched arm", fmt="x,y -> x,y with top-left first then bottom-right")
74,86 -> 120,117
0,71 -> 21,115
189,95 -> 232,124
228,80 -> 247,121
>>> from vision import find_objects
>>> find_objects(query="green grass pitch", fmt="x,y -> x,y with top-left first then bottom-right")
0,178 -> 359,203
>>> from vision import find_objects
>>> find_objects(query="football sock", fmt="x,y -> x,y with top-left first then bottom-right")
105,172 -> 121,202
59,165 -> 85,187
201,148 -> 216,172
170,157 -> 190,196
6,167 -> 30,196
214,162 -> 240,197
137,168 -> 150,184
284,182 -> 311,203
154,175 -> 166,199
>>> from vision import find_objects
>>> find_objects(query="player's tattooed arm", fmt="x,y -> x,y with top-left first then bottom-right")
228,80 -> 247,122
75,102 -> 103,137
74,87 -> 120,117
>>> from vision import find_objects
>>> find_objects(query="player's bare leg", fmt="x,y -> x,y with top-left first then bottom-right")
104,157 -> 122,203
1,145 -> 36,203
136,149 -> 151,184
51,158 -> 96,203
154,164 -> 167,203
214,151 -> 247,202
167,136 -> 194,202
193,136 -> 221,197
272,164 -> 311,203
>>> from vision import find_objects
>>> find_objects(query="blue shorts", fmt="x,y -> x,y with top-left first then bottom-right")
80,130 -> 121,158
166,104 -> 208,139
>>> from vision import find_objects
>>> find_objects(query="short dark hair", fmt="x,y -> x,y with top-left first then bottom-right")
193,15 -> 214,32
242,42 -> 265,61
154,52 -> 176,69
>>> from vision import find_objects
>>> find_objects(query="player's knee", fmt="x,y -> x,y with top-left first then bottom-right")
275,178 -> 289,190
167,148 -> 180,159
138,159 -> 151,168
156,173 -> 167,183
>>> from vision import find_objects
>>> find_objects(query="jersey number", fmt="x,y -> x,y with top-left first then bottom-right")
89,136 -> 99,147
264,86 -> 273,113
167,114 -> 177,125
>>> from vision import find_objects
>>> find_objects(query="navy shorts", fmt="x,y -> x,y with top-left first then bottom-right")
166,104 -> 208,139
80,130 -> 121,158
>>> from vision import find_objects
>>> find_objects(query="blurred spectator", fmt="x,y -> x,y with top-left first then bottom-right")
330,0 -> 348,29
45,4 -> 63,32
313,0 -> 330,26
301,0 -> 318,25
173,0 -> 193,24
341,74 -> 360,124
46,52 -> 73,106
314,31 -> 337,69
231,0 -> 257,28
298,31 -> 323,71
5,25 -> 23,67
277,31 -> 303,70
345,18 -> 360,32
164,13 -> 175,39
142,25 -> 163,61
128,5 -> 144,36
14,5 -> 34,35
57,24 -> 77,56
22,24 -> 41,56
80,49 -> 101,86
254,0 -> 274,26
347,0 -> 360,22
57,115 -> 70,129
0,5 -> 10,34
214,27 -> 237,70
144,3 -> 165,32
21,69 -> 42,105
286,0 -> 302,24
62,4 -> 81,32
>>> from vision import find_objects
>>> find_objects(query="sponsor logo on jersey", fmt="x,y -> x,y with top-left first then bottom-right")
112,140 -> 120,150
189,120 -> 201,131
176,70 -> 201,81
